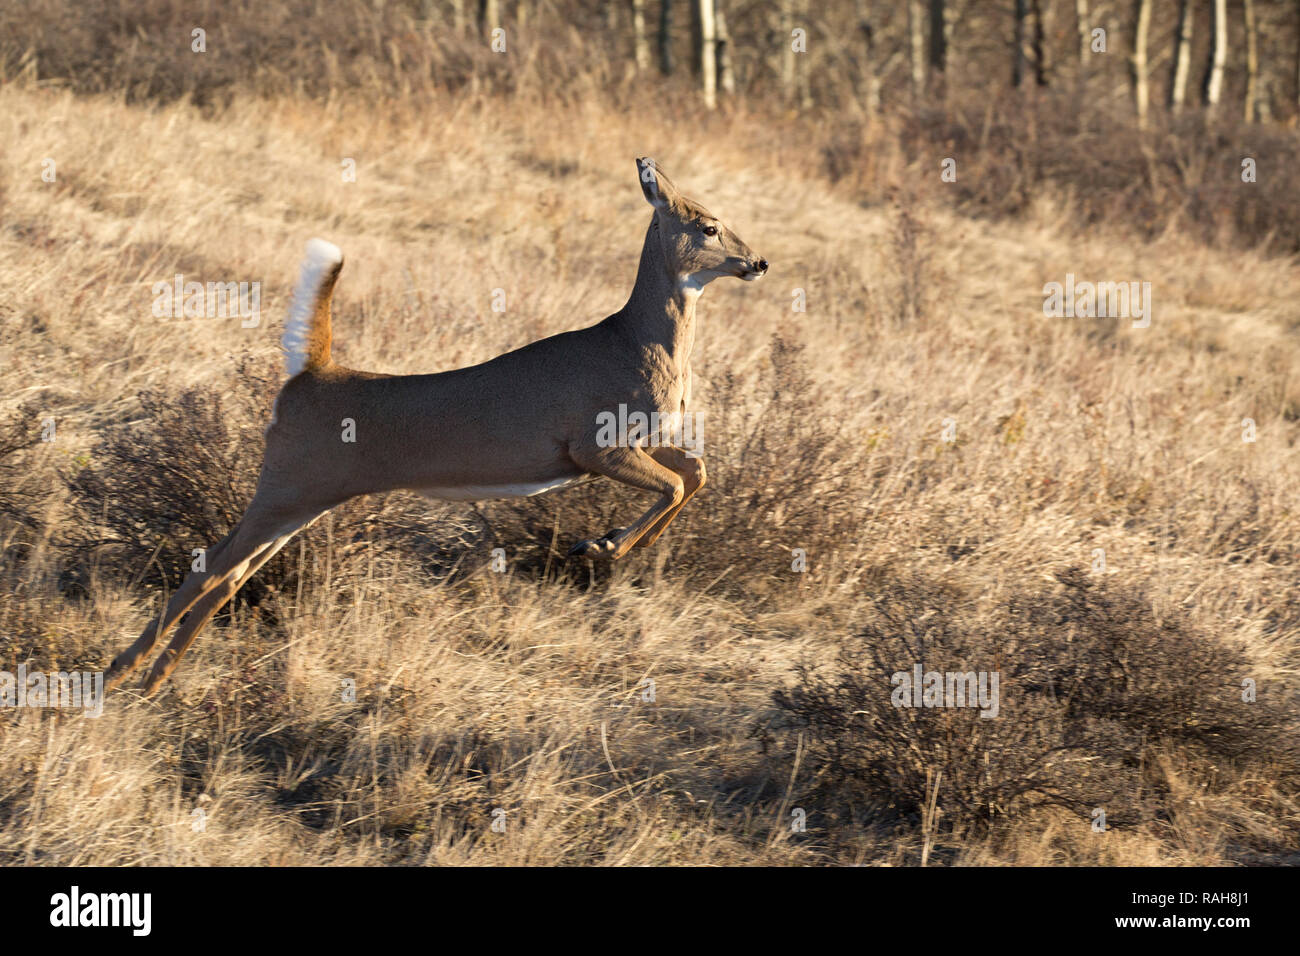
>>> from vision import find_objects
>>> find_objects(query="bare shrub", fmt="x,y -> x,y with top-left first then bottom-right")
0,403 -> 45,533
899,91 -> 1300,252
0,0 -> 618,107
886,190 -> 941,326
0,406 -> 55,665
679,334 -> 865,591
771,569 -> 1299,844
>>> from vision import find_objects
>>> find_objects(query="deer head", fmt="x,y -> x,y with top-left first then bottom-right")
636,157 -> 768,293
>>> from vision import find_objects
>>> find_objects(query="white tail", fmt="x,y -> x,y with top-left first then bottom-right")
282,238 -> 343,377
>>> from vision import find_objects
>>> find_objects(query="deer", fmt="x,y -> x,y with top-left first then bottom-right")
104,158 -> 768,696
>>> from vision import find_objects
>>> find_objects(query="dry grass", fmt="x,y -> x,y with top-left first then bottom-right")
2,60 -> 1299,865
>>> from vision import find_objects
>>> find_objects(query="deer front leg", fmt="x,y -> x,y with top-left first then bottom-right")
634,446 -> 706,548
566,444 -> 685,560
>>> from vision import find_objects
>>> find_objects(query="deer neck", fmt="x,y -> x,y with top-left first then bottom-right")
611,218 -> 698,369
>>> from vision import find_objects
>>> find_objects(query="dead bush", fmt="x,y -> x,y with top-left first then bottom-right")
0,403 -> 45,534
771,569 -> 1299,843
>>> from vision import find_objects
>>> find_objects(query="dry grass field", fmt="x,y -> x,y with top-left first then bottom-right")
2,2 -> 1299,867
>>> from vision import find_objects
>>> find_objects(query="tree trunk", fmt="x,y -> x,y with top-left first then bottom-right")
659,0 -> 674,75
796,0 -> 811,107
928,0 -> 946,75
1244,0 -> 1259,122
1031,0 -> 1048,86
479,0 -> 500,32
909,0 -> 926,97
715,6 -> 735,96
1076,0 -> 1089,68
856,1 -> 880,118
780,0 -> 797,103
1013,0 -> 1027,88
1132,0 -> 1151,126
1203,0 -> 1227,110
1170,0 -> 1193,111
632,0 -> 650,72
689,0 -> 701,73
693,0 -> 717,109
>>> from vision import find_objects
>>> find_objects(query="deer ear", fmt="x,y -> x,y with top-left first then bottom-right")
636,157 -> 676,210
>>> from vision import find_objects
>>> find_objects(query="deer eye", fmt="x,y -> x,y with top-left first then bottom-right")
701,224 -> 718,237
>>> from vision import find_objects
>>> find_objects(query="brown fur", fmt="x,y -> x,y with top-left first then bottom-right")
302,259 -> 342,372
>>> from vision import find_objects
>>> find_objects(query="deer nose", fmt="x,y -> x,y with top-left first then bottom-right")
755,259 -> 768,273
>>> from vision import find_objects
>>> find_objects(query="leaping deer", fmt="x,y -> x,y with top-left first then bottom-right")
105,158 -> 767,696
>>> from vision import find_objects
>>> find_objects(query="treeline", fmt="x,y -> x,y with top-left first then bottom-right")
5,1 -> 1300,252
6,0 -> 1300,124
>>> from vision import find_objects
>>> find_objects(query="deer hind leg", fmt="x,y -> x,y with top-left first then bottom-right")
104,523 -> 246,691
137,505 -> 319,697
566,444 -> 685,560
634,446 -> 706,549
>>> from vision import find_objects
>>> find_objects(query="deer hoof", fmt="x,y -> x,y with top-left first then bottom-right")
139,662 -> 171,698
103,658 -> 132,692
568,529 -> 624,559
